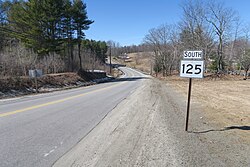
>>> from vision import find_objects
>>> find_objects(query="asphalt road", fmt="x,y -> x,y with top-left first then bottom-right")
0,67 -> 148,167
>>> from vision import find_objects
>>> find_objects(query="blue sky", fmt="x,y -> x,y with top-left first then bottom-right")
84,0 -> 250,46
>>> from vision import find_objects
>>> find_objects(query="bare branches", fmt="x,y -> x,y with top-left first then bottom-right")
144,24 -> 180,76
144,0 -> 242,76
205,1 -> 238,72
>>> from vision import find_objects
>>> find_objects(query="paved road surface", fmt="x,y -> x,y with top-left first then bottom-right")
0,67 -> 148,167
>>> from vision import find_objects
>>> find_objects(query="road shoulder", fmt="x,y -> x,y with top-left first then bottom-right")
53,78 -> 249,167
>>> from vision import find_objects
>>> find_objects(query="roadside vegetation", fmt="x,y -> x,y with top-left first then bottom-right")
111,0 -> 250,80
0,0 -> 113,97
0,0 -> 108,77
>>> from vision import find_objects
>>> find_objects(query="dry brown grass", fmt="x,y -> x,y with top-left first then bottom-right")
165,75 -> 250,141
122,52 -> 153,74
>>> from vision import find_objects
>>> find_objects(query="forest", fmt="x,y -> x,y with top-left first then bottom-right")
0,0 -> 108,77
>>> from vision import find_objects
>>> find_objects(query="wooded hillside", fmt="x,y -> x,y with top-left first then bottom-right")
0,0 -> 108,77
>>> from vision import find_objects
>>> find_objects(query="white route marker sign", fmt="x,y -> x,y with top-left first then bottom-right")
180,60 -> 204,79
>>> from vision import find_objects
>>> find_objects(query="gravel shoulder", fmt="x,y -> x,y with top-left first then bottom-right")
53,78 -> 249,167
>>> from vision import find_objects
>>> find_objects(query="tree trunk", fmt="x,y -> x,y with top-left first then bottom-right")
218,35 -> 223,72
245,69 -> 249,80
78,41 -> 82,70
163,55 -> 166,77
71,44 -> 74,71
169,65 -> 172,75
67,42 -> 71,71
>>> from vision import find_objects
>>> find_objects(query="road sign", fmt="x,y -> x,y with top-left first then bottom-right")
180,60 -> 204,79
181,50 -> 204,131
29,69 -> 43,78
183,50 -> 203,60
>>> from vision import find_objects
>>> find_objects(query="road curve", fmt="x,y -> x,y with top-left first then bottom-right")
0,67 -> 149,167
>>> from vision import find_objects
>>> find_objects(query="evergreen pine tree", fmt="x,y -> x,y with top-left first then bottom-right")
72,0 -> 93,70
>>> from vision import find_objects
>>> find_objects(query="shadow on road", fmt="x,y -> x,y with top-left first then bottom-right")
190,126 -> 250,134
105,63 -> 126,68
110,77 -> 150,83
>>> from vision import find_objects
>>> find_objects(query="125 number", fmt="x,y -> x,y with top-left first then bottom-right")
180,60 -> 204,78
182,64 -> 202,74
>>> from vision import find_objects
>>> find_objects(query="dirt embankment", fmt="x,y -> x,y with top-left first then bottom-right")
0,70 -> 111,99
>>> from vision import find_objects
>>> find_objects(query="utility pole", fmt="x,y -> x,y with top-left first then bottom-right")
109,46 -> 112,74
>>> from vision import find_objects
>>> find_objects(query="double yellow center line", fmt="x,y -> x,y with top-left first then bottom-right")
0,82 -> 125,118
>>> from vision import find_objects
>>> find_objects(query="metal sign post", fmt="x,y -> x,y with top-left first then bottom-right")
185,78 -> 192,131
180,50 -> 204,131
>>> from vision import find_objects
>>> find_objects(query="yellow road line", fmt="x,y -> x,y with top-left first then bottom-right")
0,82 -> 126,118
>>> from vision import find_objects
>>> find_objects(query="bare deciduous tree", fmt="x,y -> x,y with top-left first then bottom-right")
180,0 -> 214,64
144,24 -> 178,76
205,0 -> 237,72
241,50 -> 250,79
